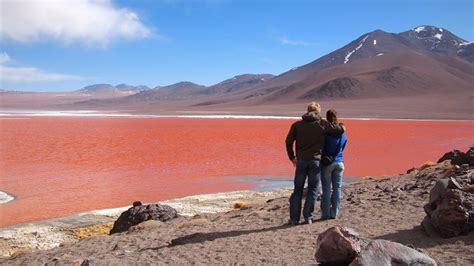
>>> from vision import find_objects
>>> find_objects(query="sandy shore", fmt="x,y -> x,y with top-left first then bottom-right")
0,189 -> 291,258
2,161 -> 473,265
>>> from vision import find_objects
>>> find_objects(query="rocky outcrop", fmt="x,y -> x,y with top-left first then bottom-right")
315,227 -> 436,265
110,201 -> 178,234
437,147 -> 473,166
422,165 -> 474,238
314,227 -> 362,265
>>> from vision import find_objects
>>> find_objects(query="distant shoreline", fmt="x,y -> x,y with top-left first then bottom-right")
0,110 -> 472,122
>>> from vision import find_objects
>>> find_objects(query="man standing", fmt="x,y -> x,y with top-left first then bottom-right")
285,102 -> 345,225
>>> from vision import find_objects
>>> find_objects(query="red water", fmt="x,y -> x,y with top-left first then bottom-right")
0,117 -> 472,227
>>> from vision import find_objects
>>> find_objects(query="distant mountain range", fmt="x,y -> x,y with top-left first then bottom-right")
2,25 -> 473,119
77,83 -> 152,95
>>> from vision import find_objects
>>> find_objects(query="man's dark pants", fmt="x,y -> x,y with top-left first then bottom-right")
289,159 -> 321,223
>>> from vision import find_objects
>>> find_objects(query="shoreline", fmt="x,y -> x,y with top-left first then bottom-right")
0,110 -> 472,122
0,188 -> 293,257
0,175 -> 353,257
0,175 -> 295,227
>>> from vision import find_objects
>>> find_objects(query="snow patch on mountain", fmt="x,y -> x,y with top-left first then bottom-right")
414,26 -> 425,33
373,39 -> 377,45
434,33 -> 442,40
344,35 -> 369,64
376,53 -> 384,56
459,41 -> 472,47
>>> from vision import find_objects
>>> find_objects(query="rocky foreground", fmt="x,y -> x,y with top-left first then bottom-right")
1,152 -> 473,265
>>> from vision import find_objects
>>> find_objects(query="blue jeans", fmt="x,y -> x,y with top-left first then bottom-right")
289,160 -> 321,222
321,162 -> 344,219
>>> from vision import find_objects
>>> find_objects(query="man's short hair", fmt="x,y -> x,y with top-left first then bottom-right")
307,102 -> 321,114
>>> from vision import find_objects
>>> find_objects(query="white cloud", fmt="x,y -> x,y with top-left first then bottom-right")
278,36 -> 312,46
0,53 -> 81,82
0,53 -> 10,64
0,0 -> 152,46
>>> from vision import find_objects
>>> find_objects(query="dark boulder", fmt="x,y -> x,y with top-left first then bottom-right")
315,226 -> 362,265
110,202 -> 178,234
437,147 -> 473,166
350,239 -> 437,266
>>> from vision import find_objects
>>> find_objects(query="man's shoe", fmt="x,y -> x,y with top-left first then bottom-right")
303,219 -> 313,225
288,219 -> 299,226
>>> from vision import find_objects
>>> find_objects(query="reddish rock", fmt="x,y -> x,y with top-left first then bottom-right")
315,226 -> 361,265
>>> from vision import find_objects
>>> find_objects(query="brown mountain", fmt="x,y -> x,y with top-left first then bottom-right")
189,26 -> 473,109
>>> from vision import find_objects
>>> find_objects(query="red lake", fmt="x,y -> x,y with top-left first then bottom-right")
0,117 -> 472,227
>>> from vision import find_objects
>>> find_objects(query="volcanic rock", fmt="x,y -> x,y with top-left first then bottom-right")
110,202 -> 178,234
422,168 -> 474,238
314,226 -> 362,265
437,148 -> 473,166
350,239 -> 437,266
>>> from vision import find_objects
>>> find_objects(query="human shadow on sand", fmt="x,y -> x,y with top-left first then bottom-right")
140,224 -> 291,251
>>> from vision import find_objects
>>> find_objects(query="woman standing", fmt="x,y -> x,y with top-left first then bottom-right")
321,109 -> 347,219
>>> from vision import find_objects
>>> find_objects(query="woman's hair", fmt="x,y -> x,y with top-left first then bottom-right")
326,109 -> 338,123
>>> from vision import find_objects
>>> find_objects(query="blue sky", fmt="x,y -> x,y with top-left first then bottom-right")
0,0 -> 473,92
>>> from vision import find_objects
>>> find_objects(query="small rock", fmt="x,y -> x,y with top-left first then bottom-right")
407,167 -> 418,174
81,259 -> 95,266
44,258 -> 59,266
